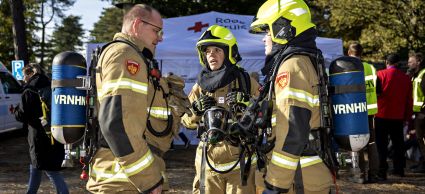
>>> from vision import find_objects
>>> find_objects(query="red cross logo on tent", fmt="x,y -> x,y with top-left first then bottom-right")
187,22 -> 209,32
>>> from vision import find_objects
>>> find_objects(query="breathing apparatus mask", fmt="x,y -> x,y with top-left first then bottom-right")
202,106 -> 229,144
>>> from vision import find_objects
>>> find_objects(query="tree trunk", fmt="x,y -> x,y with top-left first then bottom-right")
40,0 -> 55,68
9,0 -> 29,65
40,0 -> 45,67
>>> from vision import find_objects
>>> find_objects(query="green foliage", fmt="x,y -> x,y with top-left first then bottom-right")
35,0 -> 76,24
25,1 -> 42,62
110,0 -> 262,16
0,0 -> 38,69
36,0 -> 76,67
45,0 -> 76,18
49,15 -> 84,61
312,0 -> 425,61
149,0 -> 263,17
0,0 -> 76,70
89,7 -> 123,43
0,1 -> 14,66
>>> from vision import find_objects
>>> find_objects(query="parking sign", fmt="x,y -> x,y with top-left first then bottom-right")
12,60 -> 24,80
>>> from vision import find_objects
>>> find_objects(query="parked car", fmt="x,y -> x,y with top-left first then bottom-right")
0,61 -> 23,133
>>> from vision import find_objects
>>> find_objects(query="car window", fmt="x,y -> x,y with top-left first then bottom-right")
0,72 -> 22,94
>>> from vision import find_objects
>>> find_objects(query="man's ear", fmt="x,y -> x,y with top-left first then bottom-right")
131,19 -> 141,35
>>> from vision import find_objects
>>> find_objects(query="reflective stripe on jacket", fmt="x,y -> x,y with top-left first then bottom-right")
145,77 -> 180,153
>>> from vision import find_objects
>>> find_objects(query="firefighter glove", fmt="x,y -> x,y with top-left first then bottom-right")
164,73 -> 193,117
192,95 -> 216,116
226,91 -> 251,108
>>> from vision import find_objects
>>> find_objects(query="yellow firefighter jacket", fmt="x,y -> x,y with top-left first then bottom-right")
86,33 -> 162,193
182,75 -> 260,194
264,55 -> 332,193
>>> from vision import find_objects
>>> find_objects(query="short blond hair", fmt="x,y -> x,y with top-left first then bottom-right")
122,4 -> 155,33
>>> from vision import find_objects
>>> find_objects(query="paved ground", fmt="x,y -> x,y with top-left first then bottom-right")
1,130 -> 425,194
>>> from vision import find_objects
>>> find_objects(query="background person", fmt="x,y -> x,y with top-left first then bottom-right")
375,53 -> 413,179
407,52 -> 424,79
15,66 -> 68,194
347,42 -> 381,183
409,52 -> 425,173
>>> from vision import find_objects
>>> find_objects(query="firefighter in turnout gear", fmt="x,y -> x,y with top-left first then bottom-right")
181,25 -> 260,194
249,0 -> 333,193
86,4 -> 164,193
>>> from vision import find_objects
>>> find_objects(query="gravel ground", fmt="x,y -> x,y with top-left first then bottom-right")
1,130 -> 425,194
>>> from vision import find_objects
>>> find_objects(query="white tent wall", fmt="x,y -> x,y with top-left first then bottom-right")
86,11 -> 343,145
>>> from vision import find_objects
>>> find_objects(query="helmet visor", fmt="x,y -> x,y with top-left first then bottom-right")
249,17 -> 269,34
198,42 -> 227,53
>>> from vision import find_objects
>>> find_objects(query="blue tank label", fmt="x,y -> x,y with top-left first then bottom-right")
51,89 -> 86,126
51,64 -> 87,126
333,102 -> 367,114
54,95 -> 86,106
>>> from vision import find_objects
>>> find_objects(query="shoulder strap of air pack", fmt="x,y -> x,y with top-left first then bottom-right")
97,38 -> 158,79
95,39 -> 172,138
235,69 -> 251,95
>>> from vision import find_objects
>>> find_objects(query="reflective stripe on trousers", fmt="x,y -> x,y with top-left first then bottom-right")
271,151 -> 323,170
90,149 -> 155,182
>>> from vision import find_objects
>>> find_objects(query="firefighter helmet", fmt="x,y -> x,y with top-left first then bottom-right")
249,0 -> 315,45
196,25 -> 242,67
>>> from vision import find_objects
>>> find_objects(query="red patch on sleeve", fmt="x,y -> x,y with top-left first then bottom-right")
276,71 -> 289,89
126,60 -> 140,75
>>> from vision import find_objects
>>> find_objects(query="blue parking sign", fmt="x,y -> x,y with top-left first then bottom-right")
12,60 -> 24,80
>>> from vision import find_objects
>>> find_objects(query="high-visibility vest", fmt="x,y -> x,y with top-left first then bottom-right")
363,62 -> 377,115
413,68 -> 425,112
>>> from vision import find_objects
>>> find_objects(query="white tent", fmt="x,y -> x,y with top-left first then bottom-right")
155,11 -> 343,84
86,11 -> 344,145
88,11 -> 343,90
